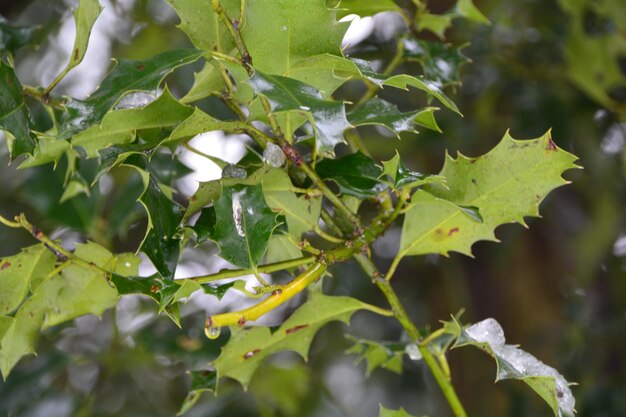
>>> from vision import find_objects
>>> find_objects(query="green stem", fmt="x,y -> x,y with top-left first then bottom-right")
180,256 -> 317,284
43,66 -> 71,95
183,142 -> 229,168
354,254 -> 468,417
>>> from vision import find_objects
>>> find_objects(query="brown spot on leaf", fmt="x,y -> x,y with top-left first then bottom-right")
1,261 -> 10,270
73,48 -> 79,61
136,63 -> 145,71
546,138 -> 558,151
448,227 -> 460,237
243,349 -> 261,360
285,324 -> 309,335
150,285 -> 159,293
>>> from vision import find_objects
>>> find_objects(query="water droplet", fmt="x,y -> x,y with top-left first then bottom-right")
232,190 -> 246,237
405,343 -> 422,361
262,142 -> 286,167
115,91 -> 156,109
205,326 -> 221,340
222,164 -> 247,179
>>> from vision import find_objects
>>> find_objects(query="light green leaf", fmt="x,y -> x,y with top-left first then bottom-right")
335,0 -> 403,18
165,0 -> 239,52
213,292 -> 388,389
241,0 -> 348,74
415,13 -> 452,39
167,107 -> 250,144
265,235 -> 302,264
248,71 -> 352,156
71,88 -> 193,157
262,169 -> 322,240
0,245 -> 55,315
378,405 -> 420,417
452,318 -> 575,417
18,136 -> 71,168
284,53 -> 358,98
64,0 -> 102,71
181,60 -> 228,103
396,132 -> 579,261
184,179 -> 222,222
454,0 -> 490,25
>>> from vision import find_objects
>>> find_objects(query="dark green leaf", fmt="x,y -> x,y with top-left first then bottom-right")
0,61 -> 36,157
178,370 -> 218,416
316,152 -> 387,198
402,38 -> 470,87
61,49 -> 203,134
248,71 -> 351,156
202,183 -> 279,269
382,152 -> 445,189
348,98 -> 420,138
0,16 -> 40,54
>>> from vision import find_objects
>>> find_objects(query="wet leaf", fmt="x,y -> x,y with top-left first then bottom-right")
61,49 -> 203,134
450,318 -> 575,417
316,152 -> 387,198
62,0 -> 102,73
397,132 -> 579,259
402,38 -> 470,87
0,61 -> 36,158
348,98 -> 422,138
166,107 -> 249,144
213,292 -> 387,389
178,370 -> 217,416
262,169 -> 322,240
201,183 -> 279,269
248,71 -> 351,156
382,152 -> 445,189
383,75 -> 461,115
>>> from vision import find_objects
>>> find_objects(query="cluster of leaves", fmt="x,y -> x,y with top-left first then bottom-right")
0,0 -> 580,416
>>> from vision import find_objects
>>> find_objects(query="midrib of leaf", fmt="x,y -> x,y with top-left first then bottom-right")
0,102 -> 27,121
394,151 -> 567,264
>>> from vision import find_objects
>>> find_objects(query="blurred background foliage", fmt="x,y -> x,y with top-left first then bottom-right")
0,0 -> 624,416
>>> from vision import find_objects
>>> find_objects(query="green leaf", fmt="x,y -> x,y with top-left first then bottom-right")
415,13 -> 452,39
158,279 -> 237,313
346,336 -> 404,376
284,54 -> 359,98
213,292 -> 387,389
242,0 -> 348,74
165,0 -> 239,52
0,61 -> 36,158
184,180 -> 222,222
181,60 -> 228,103
63,0 -> 102,72
378,405 -> 420,417
402,38 -> 470,87
348,98 -> 421,138
382,151 -> 445,189
383,75 -> 461,115
316,152 -> 387,198
335,0 -> 403,18
454,0 -> 490,25
61,49 -> 203,134
452,318 -> 575,417
178,370 -> 217,416
248,71 -> 352,156
0,245 -> 55,315
166,107 -> 249,144
262,169 -> 322,240
396,132 -> 579,259
70,88 -> 193,157
265,235 -> 303,264
125,155 -> 183,279
202,183 -> 279,269
0,16 -> 40,55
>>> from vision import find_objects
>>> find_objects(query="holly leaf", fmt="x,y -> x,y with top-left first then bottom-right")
61,49 -> 203,134
335,0 -> 403,18
166,107 -> 250,144
248,72 -> 351,156
402,38 -> 470,87
395,132 -> 579,261
348,98 -> 432,138
415,13 -> 453,39
70,88 -> 193,157
316,152 -> 387,198
201,183 -> 279,269
0,245 -> 55,315
454,0 -> 490,25
383,75 -> 461,115
451,318 -> 575,417
242,0 -> 348,75
0,61 -> 36,158
213,292 -> 388,389
265,235 -> 303,264
0,16 -> 40,55
346,336 -> 404,376
124,155 -> 183,280
59,0 -> 102,75
178,370 -> 218,416
262,169 -> 322,240
378,405 -> 420,417
382,151 -> 445,189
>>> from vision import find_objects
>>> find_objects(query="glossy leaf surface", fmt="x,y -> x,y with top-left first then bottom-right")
316,152 -> 387,198
0,61 -> 36,157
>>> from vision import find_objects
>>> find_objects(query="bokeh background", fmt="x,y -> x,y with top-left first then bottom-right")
0,0 -> 624,416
